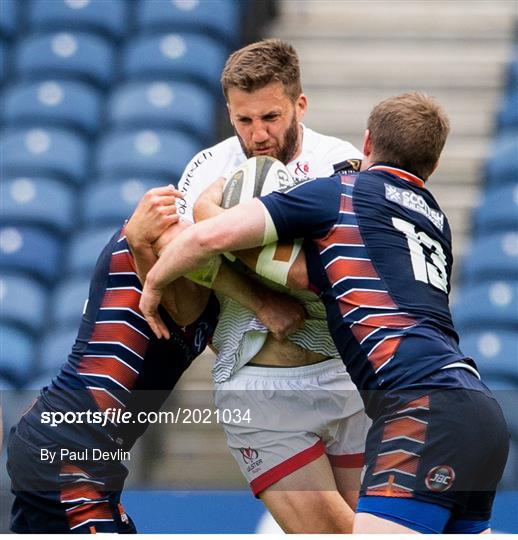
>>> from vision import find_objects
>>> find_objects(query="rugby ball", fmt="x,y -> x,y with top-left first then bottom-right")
221,156 -> 293,209
220,156 -> 302,287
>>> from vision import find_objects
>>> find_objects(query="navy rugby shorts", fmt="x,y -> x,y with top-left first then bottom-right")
357,368 -> 509,533
7,419 -> 136,534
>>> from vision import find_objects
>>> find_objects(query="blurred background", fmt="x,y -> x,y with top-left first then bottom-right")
0,0 -> 517,533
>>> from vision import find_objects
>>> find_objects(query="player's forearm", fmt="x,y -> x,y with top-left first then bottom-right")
127,227 -> 206,324
212,259 -> 272,314
146,223 -> 221,291
147,201 -> 267,291
163,276 -> 211,326
193,196 -> 225,222
126,232 -> 159,285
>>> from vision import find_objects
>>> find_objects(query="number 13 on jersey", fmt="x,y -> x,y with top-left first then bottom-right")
392,217 -> 449,293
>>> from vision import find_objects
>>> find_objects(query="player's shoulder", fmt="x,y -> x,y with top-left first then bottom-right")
185,136 -> 240,171
303,126 -> 362,158
178,136 -> 243,194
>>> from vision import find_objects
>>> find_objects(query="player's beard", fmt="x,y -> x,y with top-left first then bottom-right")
236,113 -> 300,165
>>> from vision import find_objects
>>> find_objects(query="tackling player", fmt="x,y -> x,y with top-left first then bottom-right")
6,187 -> 302,533
140,92 -> 509,534
160,39 -> 371,533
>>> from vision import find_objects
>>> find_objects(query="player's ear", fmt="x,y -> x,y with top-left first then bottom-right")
295,93 -> 308,120
362,129 -> 372,157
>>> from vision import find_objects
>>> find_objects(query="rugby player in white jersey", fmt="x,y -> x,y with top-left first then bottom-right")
169,40 -> 371,533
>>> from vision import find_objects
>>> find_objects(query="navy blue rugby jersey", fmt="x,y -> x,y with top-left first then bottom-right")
24,228 -> 218,451
261,164 -> 476,415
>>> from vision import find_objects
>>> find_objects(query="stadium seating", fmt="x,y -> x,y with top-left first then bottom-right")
136,0 -> 241,49
122,33 -> 227,94
460,330 -> 518,387
0,176 -> 77,234
95,128 -> 199,183
497,88 -> 518,132
24,370 -> 56,391
0,0 -> 17,39
108,80 -> 215,143
49,274 -> 91,329
0,323 -> 36,388
15,32 -> 116,88
2,80 -> 102,136
0,127 -> 88,185
473,182 -> 518,234
452,281 -> 518,332
0,274 -> 48,333
0,225 -> 63,284
65,226 -> 119,277
0,374 -> 16,391
506,45 -> 518,91
38,326 -> 79,374
81,178 -> 160,226
28,0 -> 128,41
0,40 -> 6,84
461,231 -> 518,283
486,132 -> 518,186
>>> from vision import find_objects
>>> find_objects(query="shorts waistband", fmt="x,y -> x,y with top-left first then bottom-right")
237,357 -> 345,379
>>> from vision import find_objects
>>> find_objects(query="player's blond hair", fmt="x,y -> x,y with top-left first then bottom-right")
221,39 -> 302,101
367,92 -> 450,180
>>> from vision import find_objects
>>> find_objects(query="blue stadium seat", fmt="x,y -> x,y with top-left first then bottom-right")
497,88 -> 518,132
0,225 -> 62,283
461,231 -> 518,283
16,32 -> 116,88
38,326 -> 79,374
24,370 -> 57,390
137,0 -> 240,49
123,33 -> 226,94
474,183 -> 518,234
28,0 -> 128,41
0,40 -> 6,85
460,330 -> 518,387
453,281 -> 518,332
0,374 -> 16,391
0,176 -> 77,234
96,129 -> 199,182
0,127 -> 88,185
3,80 -> 102,136
0,0 -> 18,39
0,323 -> 36,387
0,274 -> 48,333
108,80 -> 215,143
486,134 -> 518,186
82,178 -> 160,226
65,226 -> 119,277
50,274 -> 90,328
507,46 -> 518,91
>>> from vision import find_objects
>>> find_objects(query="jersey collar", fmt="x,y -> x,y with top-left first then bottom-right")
368,163 -> 425,188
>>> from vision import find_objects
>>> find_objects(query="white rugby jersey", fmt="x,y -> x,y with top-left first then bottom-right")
177,125 -> 363,383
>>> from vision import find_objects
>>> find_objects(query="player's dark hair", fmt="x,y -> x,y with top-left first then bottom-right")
367,92 -> 450,180
221,39 -> 302,101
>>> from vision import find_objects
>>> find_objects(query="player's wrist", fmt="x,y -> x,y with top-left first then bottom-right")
125,223 -> 155,251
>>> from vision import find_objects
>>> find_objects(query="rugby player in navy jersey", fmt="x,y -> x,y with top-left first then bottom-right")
140,92 -> 509,534
6,186 -> 304,534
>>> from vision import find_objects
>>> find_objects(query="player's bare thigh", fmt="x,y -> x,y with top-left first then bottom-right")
332,465 -> 361,510
259,454 -> 355,533
250,333 -> 328,367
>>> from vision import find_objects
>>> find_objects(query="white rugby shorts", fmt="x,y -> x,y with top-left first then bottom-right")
214,357 -> 371,496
